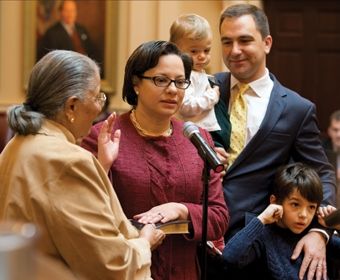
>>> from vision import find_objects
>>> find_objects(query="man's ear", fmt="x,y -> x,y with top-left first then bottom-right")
270,194 -> 277,204
264,35 -> 273,55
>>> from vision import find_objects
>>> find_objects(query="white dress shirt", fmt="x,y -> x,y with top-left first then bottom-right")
61,22 -> 74,36
230,68 -> 274,145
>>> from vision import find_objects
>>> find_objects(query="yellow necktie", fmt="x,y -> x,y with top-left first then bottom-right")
228,83 -> 249,167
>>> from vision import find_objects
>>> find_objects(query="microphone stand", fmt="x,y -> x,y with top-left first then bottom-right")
200,152 -> 210,280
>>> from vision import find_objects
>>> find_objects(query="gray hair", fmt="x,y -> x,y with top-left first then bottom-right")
8,50 -> 99,135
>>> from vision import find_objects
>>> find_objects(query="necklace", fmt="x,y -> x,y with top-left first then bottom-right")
130,110 -> 173,137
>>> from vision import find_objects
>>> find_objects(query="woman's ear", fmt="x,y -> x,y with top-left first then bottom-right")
132,76 -> 140,95
270,194 -> 277,204
64,96 -> 79,122
132,75 -> 139,86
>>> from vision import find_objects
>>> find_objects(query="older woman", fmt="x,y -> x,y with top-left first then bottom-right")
82,40 -> 229,280
0,50 -> 164,280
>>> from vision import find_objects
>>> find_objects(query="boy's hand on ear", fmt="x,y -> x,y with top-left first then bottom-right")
258,204 -> 283,225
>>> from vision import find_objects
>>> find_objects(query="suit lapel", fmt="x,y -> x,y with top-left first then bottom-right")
215,72 -> 231,107
227,74 -> 287,173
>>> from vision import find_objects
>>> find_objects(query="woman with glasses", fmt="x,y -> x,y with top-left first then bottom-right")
82,40 -> 229,280
0,50 -> 165,280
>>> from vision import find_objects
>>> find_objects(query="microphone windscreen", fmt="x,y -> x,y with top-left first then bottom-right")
183,121 -> 199,138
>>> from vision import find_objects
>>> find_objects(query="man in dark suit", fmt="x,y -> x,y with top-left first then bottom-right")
37,0 -> 97,62
211,4 -> 336,280
322,110 -> 340,205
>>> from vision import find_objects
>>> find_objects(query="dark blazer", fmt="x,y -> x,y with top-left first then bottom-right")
214,71 -> 336,240
37,22 -> 97,61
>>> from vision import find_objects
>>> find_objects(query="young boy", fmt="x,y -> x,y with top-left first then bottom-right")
170,14 -> 230,151
222,162 -> 324,279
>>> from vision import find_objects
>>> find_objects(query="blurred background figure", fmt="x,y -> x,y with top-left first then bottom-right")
37,0 -> 99,64
322,110 -> 340,206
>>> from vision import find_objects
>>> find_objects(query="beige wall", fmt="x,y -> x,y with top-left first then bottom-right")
0,0 -> 258,113
0,1 -> 24,111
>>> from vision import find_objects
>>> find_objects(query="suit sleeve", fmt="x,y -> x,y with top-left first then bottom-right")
292,103 -> 336,206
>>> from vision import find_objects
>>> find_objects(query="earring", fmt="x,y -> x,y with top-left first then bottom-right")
135,91 -> 139,95
70,117 -> 75,123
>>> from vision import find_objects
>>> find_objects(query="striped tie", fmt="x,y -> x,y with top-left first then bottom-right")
228,83 -> 249,167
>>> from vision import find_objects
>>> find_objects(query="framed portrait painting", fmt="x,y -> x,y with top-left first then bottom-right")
24,0 -> 117,94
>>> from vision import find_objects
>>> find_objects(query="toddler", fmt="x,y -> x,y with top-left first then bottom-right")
170,14 -> 230,151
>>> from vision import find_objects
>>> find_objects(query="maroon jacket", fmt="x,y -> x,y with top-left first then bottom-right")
82,112 -> 229,280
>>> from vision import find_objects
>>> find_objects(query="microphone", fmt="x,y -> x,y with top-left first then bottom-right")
183,121 -> 224,173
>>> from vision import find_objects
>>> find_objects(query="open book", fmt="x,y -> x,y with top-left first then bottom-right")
130,219 -> 190,235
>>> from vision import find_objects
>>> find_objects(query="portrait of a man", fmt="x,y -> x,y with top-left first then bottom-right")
36,0 -> 105,75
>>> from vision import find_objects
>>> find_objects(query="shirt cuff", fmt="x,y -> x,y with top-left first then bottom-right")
309,228 -> 330,244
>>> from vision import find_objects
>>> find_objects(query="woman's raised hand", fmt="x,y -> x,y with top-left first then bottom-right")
97,113 -> 121,173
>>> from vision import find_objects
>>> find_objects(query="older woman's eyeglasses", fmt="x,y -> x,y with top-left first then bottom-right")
138,75 -> 191,90
94,92 -> 107,107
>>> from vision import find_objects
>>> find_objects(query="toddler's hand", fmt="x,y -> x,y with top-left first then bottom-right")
212,86 -> 220,98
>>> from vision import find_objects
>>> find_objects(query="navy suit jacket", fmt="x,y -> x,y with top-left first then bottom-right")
214,71 -> 336,239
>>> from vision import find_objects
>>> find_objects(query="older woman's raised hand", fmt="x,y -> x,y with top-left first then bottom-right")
97,113 -> 121,173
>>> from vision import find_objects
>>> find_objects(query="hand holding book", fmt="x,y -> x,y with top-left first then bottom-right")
130,219 -> 190,235
138,223 -> 165,250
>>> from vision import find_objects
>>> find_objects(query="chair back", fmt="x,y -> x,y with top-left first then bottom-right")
0,112 -> 13,153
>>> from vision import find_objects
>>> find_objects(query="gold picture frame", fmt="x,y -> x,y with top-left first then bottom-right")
23,0 -> 117,95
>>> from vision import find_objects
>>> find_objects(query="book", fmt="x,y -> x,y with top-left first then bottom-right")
130,219 -> 190,235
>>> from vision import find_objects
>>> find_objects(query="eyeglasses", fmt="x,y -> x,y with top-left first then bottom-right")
138,75 -> 191,90
94,92 -> 106,107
